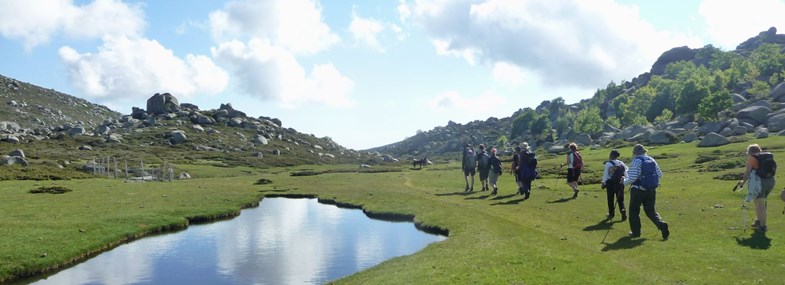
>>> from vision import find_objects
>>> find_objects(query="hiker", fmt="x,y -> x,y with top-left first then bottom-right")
511,146 -> 523,193
489,147 -> 503,195
462,144 -> 477,191
625,144 -> 669,240
516,142 -> 537,199
737,144 -> 777,233
601,150 -> 627,221
562,143 -> 583,199
476,144 -> 491,191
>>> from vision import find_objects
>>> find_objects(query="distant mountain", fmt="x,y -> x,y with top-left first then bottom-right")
371,27 -> 785,159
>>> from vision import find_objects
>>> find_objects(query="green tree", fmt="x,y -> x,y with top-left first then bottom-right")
574,107 -> 604,135
605,116 -> 621,129
698,90 -> 733,121
621,86 -> 656,125
676,78 -> 709,115
496,135 -> 509,147
654,109 -> 674,124
554,114 -> 571,135
750,43 -> 785,76
747,80 -> 771,99
530,114 -> 551,136
510,109 -> 536,138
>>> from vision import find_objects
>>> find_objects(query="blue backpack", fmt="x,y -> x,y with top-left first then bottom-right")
634,156 -> 660,190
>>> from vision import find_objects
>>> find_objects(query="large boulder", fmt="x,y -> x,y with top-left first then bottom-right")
195,114 -> 215,125
767,113 -> 785,132
683,132 -> 698,143
755,128 -> 770,138
698,132 -> 730,147
650,46 -> 696,75
253,134 -> 269,145
6,156 -> 28,167
107,134 -> 123,143
698,121 -> 725,135
648,131 -> 678,145
178,172 -> 192,179
168,130 -> 187,145
2,135 -> 20,143
146,93 -> 180,115
191,124 -> 205,132
180,103 -> 199,111
736,106 -> 772,125
732,93 -> 746,103
574,133 -> 592,146
68,126 -> 85,136
770,82 -> 785,102
9,149 -> 24,158
131,107 -> 148,119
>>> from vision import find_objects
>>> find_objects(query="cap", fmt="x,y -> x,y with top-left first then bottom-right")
633,144 -> 647,155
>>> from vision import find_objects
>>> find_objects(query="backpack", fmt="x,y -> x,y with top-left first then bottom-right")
519,150 -> 537,168
754,152 -> 777,178
464,148 -> 476,169
606,160 -> 626,184
527,151 -> 538,168
572,151 -> 583,168
634,156 -> 660,190
477,151 -> 490,170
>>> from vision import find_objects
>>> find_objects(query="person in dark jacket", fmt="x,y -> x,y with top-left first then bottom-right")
516,142 -> 536,200
488,148 -> 503,195
511,146 -> 523,194
476,144 -> 491,191
601,150 -> 627,221
624,144 -> 669,240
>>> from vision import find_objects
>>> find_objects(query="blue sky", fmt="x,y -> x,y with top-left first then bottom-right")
1,0 -> 784,150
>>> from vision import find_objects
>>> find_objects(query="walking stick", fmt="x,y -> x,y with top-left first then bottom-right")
733,181 -> 748,233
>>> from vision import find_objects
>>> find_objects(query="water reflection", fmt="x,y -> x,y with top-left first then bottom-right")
29,198 -> 445,285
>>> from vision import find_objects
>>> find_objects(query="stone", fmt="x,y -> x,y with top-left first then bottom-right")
253,134 -> 268,145
143,117 -> 156,127
107,134 -> 123,143
9,149 -> 25,158
254,152 -> 264,158
698,132 -> 730,147
683,122 -> 698,130
2,135 -> 20,143
195,114 -> 215,125
733,126 -> 748,136
168,130 -> 187,145
650,46 -> 696,75
574,133 -> 592,146
94,125 -> 110,136
191,124 -> 205,132
755,128 -> 769,138
767,113 -> 785,132
698,121 -> 725,135
770,82 -> 785,102
146,93 -> 180,115
648,131 -> 678,145
683,133 -> 698,143
271,118 -> 282,127
314,145 -> 323,150
79,145 -> 93,151
228,118 -> 243,127
68,126 -> 85,136
178,172 -> 191,179
131,107 -> 148,119
735,106 -> 772,125
7,156 -> 28,167
273,150 -> 281,155
180,103 -> 199,111
719,127 -> 733,137
732,93 -> 746,103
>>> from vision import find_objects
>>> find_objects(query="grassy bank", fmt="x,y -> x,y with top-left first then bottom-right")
2,138 -> 785,284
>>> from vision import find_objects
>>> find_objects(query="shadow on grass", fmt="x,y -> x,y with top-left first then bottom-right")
601,236 -> 645,252
466,194 -> 492,200
547,196 -> 575,204
435,191 -> 473,196
735,231 -> 771,250
491,194 -> 517,200
490,198 -> 528,205
583,218 -> 621,232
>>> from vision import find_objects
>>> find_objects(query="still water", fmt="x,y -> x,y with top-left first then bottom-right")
29,198 -> 446,285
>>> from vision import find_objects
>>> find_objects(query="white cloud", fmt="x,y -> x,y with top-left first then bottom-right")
397,0 -> 412,23
0,0 -> 144,50
411,0 -> 702,88
212,38 -> 354,108
428,90 -> 506,114
699,0 -> 785,49
492,62 -> 526,86
58,36 -> 228,103
208,0 -> 339,55
349,6 -> 408,51
350,8 -> 385,51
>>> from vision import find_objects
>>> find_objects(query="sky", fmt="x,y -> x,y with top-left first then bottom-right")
1,0 -> 784,150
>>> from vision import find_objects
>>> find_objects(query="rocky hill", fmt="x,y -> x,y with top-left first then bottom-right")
371,27 -> 785,159
0,79 -> 382,177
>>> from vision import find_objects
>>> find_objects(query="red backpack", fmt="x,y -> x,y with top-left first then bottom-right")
572,151 -> 583,168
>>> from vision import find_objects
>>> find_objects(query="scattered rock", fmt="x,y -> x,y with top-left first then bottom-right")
168,130 -> 187,145
1,135 -> 20,143
146,93 -> 180,115
79,145 -> 93,151
253,134 -> 269,145
9,149 -> 24,158
736,106 -> 771,125
755,128 -> 769,138
178,172 -> 191,179
648,130 -> 678,145
698,132 -> 730,147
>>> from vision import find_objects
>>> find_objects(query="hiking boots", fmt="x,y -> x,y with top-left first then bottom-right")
751,220 -> 761,228
661,223 -> 670,240
491,187 -> 497,195
465,185 -> 470,192
628,232 -> 641,238
621,211 -> 627,222
755,225 -> 768,233
572,189 -> 579,199
524,191 -> 530,200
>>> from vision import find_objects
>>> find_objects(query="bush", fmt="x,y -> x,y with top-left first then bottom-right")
29,186 -> 73,194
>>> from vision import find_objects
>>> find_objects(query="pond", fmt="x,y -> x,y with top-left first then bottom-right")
26,197 -> 446,285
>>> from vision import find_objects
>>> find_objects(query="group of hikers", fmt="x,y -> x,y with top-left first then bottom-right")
461,142 -> 779,239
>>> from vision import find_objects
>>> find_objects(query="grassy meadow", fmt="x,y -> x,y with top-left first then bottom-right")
2,137 -> 785,284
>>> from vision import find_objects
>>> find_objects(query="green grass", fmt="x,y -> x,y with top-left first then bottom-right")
2,138 -> 785,284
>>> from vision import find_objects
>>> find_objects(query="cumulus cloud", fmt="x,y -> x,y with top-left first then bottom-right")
212,38 -> 354,108
208,0 -> 339,55
349,6 -> 408,51
58,36 -> 228,102
428,90 -> 506,114
410,0 -> 702,88
492,62 -> 526,86
397,0 -> 412,23
0,0 -> 144,50
699,0 -> 785,49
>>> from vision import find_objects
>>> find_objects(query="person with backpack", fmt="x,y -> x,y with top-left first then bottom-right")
624,144 -> 669,240
562,143 -> 583,199
511,146 -> 523,194
737,144 -> 777,233
602,150 -> 627,221
462,144 -> 477,191
476,144 -> 491,191
516,142 -> 537,199
489,147 -> 503,195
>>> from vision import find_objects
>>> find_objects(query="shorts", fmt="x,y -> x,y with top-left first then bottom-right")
567,168 -> 581,183
479,169 -> 490,181
759,177 -> 776,198
463,167 -> 476,176
489,171 -> 500,185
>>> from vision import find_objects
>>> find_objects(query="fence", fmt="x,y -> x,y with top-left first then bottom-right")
88,157 -> 176,181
